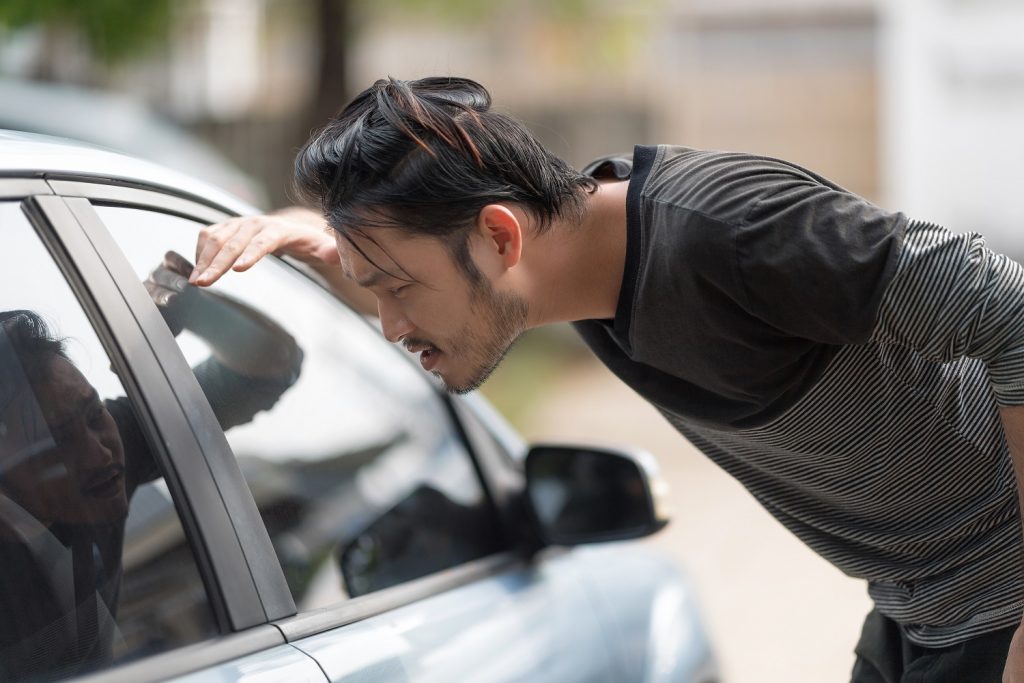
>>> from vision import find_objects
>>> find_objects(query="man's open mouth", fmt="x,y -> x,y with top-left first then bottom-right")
405,341 -> 442,372
419,347 -> 441,371
81,465 -> 125,499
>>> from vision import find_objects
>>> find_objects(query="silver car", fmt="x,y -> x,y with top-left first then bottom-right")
0,130 -> 718,683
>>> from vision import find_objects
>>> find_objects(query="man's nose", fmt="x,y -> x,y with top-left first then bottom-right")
81,429 -> 115,469
378,299 -> 414,343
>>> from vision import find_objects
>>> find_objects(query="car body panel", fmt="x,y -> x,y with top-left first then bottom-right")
292,554 -> 615,683
168,644 -> 328,683
568,545 -> 719,683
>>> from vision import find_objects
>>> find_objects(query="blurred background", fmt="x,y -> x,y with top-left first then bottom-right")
2,0 -> 1022,680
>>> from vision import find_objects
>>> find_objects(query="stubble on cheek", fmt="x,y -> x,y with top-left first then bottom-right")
439,287 -> 528,394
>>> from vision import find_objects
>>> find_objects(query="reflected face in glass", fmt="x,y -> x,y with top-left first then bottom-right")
338,229 -> 528,394
1,355 -> 127,526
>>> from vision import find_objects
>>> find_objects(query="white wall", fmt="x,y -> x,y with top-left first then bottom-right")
880,0 -> 1024,257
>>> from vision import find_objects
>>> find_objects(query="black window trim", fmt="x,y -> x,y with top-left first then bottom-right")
48,179 -> 226,226
43,177 -> 537,628
45,173 -> 242,221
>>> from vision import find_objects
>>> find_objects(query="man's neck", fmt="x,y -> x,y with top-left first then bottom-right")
522,179 -> 630,327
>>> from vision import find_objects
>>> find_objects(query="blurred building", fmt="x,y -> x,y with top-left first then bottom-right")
880,0 -> 1024,258
347,0 -> 883,198
2,0 -> 1023,256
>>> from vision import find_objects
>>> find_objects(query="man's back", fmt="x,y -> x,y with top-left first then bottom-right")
574,145 -> 1024,647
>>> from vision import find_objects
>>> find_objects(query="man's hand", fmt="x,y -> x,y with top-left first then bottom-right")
1005,624 -> 1024,681
145,251 -> 196,337
190,208 -> 339,287
1002,404 -> 1024,682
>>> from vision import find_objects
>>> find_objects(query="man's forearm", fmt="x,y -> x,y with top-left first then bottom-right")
1002,406 -> 1024,519
184,289 -> 301,379
271,206 -> 328,230
269,207 -> 378,315
1002,405 -> 1024,679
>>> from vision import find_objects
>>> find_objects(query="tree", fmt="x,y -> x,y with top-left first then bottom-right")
295,0 -> 600,177
0,0 -> 183,81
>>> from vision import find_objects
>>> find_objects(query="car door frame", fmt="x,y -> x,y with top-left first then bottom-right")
21,174 -> 545,662
0,175 -> 298,682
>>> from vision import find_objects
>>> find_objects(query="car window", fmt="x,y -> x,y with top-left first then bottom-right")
96,204 -> 504,610
0,203 -> 217,681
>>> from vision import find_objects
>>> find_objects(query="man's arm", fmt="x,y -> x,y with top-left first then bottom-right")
147,251 -> 303,380
1005,407 -> 1024,536
189,207 -> 379,316
1004,406 -> 1024,682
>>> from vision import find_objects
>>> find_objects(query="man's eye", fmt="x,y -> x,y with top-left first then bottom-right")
390,285 -> 410,297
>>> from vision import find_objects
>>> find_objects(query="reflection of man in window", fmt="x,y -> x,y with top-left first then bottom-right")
0,311 -> 136,681
0,254 -> 303,681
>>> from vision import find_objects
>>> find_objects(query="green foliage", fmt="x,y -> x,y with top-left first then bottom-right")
0,0 -> 183,63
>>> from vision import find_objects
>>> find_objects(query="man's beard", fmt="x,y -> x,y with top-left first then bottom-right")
438,281 -> 528,395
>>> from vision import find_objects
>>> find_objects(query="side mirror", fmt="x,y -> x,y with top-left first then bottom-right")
524,444 -> 670,546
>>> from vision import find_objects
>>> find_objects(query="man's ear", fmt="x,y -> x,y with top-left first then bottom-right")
476,204 -> 524,268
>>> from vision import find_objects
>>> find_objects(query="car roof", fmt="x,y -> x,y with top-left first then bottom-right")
0,129 -> 258,216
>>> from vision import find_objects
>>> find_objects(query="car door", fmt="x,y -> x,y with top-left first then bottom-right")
0,181 -> 326,683
62,183 -> 617,683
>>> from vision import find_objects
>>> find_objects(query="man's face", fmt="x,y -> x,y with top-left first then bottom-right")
338,228 -> 528,394
0,355 -> 127,527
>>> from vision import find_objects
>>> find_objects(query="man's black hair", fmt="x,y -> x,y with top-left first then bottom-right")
293,76 -> 597,281
0,310 -> 67,381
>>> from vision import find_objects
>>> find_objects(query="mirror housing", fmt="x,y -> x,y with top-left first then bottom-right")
524,444 -> 670,546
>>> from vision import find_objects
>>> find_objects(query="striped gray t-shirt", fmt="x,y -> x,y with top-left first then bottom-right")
574,145 -> 1024,647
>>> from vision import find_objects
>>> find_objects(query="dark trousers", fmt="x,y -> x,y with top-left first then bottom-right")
850,609 -> 1016,683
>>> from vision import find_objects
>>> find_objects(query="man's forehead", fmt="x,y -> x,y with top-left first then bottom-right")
335,239 -> 390,285
38,359 -> 96,425
335,229 -> 441,286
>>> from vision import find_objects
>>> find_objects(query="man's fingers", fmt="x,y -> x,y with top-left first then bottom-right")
192,216 -> 287,285
195,219 -> 272,285
192,213 -> 332,285
193,220 -> 241,280
233,234 -> 276,272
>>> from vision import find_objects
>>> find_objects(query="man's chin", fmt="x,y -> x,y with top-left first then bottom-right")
436,371 -> 485,395
434,361 -> 501,396
432,336 -> 520,395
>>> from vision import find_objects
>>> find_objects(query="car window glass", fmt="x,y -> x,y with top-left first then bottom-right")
0,203 -> 216,681
97,205 -> 504,609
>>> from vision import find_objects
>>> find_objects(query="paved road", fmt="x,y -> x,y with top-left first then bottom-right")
519,357 -> 872,683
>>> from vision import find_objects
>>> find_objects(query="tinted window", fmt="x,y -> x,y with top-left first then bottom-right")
97,205 -> 503,609
0,203 -> 216,681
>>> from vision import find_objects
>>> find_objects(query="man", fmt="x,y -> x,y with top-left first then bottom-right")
192,76 -> 1024,682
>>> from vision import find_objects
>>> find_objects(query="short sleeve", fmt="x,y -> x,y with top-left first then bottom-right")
735,180 -> 908,344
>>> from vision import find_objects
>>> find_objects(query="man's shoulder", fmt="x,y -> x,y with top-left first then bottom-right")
586,145 -> 846,232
